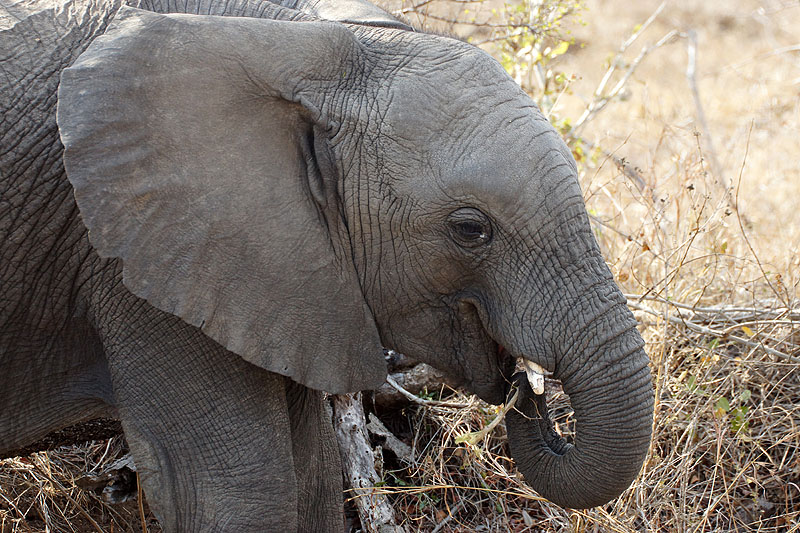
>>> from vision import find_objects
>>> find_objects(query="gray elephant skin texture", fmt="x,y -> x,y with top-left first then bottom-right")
0,0 -> 654,530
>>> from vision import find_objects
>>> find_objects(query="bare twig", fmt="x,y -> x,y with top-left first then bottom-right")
430,500 -> 465,533
574,135 -> 650,196
454,386 -> 520,445
375,363 -> 458,409
733,122 -> 790,308
386,375 -> 473,408
686,29 -> 736,210
137,472 -> 148,533
570,1 -> 671,136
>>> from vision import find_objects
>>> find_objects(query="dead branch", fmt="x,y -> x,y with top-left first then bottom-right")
332,393 -> 406,533
374,363 -> 467,409
685,29 -> 737,210
626,296 -> 800,364
366,414 -> 413,463
385,375 -> 473,409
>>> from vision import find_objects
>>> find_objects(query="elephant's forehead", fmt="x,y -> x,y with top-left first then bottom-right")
383,51 -> 524,133
435,124 -> 578,211
384,94 -> 577,211
378,42 -> 579,212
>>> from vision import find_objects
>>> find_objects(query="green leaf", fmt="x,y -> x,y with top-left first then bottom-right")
739,389 -> 752,403
454,432 -> 482,445
715,397 -> 730,414
731,405 -> 749,433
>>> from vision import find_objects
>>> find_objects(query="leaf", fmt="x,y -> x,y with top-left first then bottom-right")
715,397 -> 730,415
522,509 -> 534,527
739,389 -> 752,402
454,432 -> 482,445
741,326 -> 755,337
731,405 -> 750,433
550,41 -> 570,58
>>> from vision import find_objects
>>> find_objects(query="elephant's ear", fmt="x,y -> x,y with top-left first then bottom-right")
57,7 -> 386,393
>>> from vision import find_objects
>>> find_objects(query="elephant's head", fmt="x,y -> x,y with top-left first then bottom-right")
57,3 -> 652,509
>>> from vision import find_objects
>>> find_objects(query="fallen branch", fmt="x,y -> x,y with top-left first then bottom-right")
626,297 -> 800,364
374,363 -> 461,409
332,393 -> 406,533
366,414 -> 413,464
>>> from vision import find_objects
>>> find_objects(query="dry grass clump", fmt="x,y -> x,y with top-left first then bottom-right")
642,311 -> 799,531
0,437 -> 160,532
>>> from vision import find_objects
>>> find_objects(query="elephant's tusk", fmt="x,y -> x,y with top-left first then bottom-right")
515,358 -> 548,395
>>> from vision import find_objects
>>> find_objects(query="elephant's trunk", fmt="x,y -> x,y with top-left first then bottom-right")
505,307 -> 654,509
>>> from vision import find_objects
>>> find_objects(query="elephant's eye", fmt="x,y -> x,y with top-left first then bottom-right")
448,208 -> 493,248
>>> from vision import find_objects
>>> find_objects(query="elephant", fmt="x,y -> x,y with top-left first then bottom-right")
0,0 -> 654,530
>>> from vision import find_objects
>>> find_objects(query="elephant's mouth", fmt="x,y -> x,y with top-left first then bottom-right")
449,298 -> 555,405
496,344 -> 550,396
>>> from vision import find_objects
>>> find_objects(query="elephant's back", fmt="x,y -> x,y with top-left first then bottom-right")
0,0 -> 123,119
0,0 -> 124,190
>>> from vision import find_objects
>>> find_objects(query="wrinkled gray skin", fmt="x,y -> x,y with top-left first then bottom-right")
0,0 -> 653,530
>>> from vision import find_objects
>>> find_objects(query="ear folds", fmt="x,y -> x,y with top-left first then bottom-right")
57,7 -> 386,393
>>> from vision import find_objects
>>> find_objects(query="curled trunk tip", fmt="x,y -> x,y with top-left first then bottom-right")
505,346 -> 653,509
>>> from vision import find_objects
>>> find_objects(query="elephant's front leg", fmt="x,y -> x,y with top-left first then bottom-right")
286,381 -> 345,532
96,295 -> 304,531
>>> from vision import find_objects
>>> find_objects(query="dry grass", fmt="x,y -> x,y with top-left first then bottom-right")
0,438 -> 160,532
373,305 -> 799,532
2,0 -> 799,531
